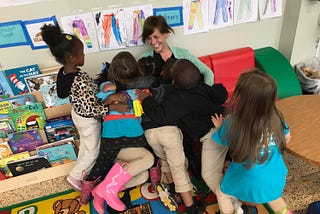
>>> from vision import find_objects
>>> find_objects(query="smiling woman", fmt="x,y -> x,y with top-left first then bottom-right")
138,15 -> 214,86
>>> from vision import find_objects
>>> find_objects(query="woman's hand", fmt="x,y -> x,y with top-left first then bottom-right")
135,89 -> 151,101
109,102 -> 130,113
211,113 -> 224,128
104,92 -> 128,104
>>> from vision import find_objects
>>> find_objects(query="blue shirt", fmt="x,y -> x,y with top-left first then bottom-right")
212,119 -> 290,203
96,88 -> 144,138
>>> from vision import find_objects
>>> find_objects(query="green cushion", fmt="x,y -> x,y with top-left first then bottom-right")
254,47 -> 302,99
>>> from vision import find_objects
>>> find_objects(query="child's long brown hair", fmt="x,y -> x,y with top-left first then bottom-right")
224,68 -> 286,168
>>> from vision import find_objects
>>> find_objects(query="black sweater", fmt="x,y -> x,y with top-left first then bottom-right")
142,82 -> 228,139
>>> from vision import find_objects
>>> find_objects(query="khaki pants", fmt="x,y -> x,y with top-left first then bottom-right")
144,126 -> 193,193
201,128 -> 228,194
216,185 -> 288,214
69,109 -> 101,180
116,147 -> 154,189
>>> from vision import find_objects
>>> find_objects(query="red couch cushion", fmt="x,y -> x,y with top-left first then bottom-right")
199,47 -> 255,98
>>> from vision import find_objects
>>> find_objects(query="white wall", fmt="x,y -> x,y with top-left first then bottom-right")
0,0 -> 310,77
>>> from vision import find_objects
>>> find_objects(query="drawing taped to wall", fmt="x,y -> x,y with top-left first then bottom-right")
233,0 -> 258,25
123,5 -> 153,47
60,13 -> 100,54
93,9 -> 128,51
209,0 -> 234,29
259,0 -> 282,20
183,0 -> 209,35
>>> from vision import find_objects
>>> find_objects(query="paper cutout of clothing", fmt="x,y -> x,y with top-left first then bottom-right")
237,0 -> 251,20
72,19 -> 93,48
213,0 -> 228,25
102,14 -> 122,47
131,10 -> 145,45
188,0 -> 204,30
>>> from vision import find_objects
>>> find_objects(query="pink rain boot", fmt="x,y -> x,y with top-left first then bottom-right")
92,162 -> 132,212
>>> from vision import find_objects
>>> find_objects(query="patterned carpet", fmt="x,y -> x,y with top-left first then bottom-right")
1,152 -> 319,213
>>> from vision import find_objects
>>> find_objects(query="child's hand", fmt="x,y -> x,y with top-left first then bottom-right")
135,89 -> 151,101
211,113 -> 224,128
104,92 -> 128,104
103,83 -> 116,92
109,103 -> 130,113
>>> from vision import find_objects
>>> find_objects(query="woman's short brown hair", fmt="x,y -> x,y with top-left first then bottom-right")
141,16 -> 174,43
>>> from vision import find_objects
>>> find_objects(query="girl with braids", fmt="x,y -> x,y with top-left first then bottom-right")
40,24 -> 129,193
211,69 -> 292,214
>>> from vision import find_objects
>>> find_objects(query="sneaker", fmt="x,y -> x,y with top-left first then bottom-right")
156,183 -> 178,212
66,175 -> 82,191
149,159 -> 161,193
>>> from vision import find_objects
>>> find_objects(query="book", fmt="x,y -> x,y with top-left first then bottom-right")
0,142 -> 13,159
30,137 -> 76,156
44,118 -> 77,143
40,83 -> 70,108
0,151 -> 30,177
9,102 -> 46,131
0,71 -> 14,100
4,64 -> 40,95
0,118 -> 15,138
0,94 -> 36,119
121,202 -> 153,214
25,72 -> 58,92
36,143 -> 77,167
8,129 -> 44,154
7,156 -> 51,176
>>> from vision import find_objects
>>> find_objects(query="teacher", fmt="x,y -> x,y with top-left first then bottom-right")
140,15 -> 214,86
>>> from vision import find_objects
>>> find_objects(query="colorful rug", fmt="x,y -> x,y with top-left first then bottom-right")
0,181 -> 217,214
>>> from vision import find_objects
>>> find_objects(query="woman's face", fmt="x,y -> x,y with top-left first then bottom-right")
146,28 -> 168,53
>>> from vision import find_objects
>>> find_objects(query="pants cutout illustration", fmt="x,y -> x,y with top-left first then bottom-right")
188,0 -> 204,30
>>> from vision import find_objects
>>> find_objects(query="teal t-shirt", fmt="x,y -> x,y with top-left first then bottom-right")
96,89 -> 144,138
212,119 -> 290,203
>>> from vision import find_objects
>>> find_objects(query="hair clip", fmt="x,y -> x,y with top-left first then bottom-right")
65,35 -> 72,40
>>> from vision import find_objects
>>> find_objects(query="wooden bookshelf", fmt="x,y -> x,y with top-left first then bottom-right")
0,66 -> 74,193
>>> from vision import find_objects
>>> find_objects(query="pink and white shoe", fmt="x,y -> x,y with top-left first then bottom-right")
66,175 -> 82,191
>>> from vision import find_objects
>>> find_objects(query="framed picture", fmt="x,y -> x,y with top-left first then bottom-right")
23,16 -> 57,50
24,72 -> 58,92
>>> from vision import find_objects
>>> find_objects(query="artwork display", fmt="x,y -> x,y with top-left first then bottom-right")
60,13 -> 100,54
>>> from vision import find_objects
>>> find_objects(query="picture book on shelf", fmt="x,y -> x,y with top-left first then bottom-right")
8,129 -> 44,154
7,156 -> 51,176
0,71 -> 14,100
37,143 -> 77,166
4,64 -> 40,95
40,83 -> 70,108
0,94 -> 36,119
0,142 -> 13,159
25,72 -> 57,92
44,118 -> 77,143
0,151 -> 30,178
0,118 -> 15,138
9,102 -> 46,131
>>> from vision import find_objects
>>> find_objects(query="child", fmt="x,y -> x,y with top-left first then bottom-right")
41,24 -> 128,191
80,51 -> 155,213
211,69 -> 292,214
136,59 -> 228,214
